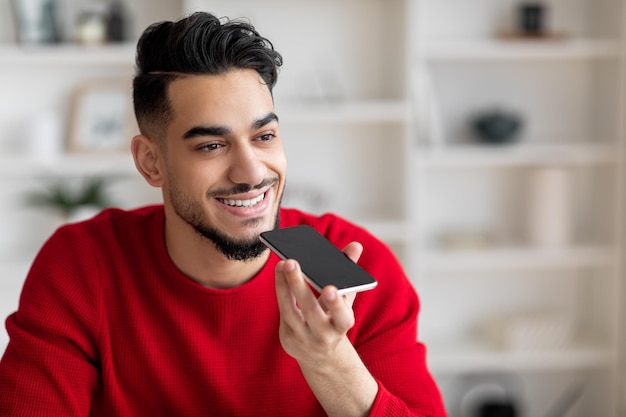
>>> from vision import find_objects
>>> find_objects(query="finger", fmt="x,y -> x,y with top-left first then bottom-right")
318,289 -> 356,312
276,260 -> 326,329
275,260 -> 304,323
282,260 -> 327,321
342,241 -> 363,264
281,260 -> 354,336
320,286 -> 355,333
338,241 -> 361,310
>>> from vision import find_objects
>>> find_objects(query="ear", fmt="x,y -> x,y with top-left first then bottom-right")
131,134 -> 164,187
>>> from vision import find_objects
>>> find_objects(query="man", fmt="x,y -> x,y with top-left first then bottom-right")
0,12 -> 446,417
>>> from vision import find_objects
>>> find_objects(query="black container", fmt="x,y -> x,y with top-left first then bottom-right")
519,2 -> 546,35
106,1 -> 128,42
478,400 -> 517,417
472,110 -> 523,145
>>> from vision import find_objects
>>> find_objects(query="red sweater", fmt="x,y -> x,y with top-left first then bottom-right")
0,206 -> 446,416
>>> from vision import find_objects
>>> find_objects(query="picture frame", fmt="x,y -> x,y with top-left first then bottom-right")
67,78 -> 136,153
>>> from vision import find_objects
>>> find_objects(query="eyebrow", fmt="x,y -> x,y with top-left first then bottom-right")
182,112 -> 279,140
252,112 -> 279,130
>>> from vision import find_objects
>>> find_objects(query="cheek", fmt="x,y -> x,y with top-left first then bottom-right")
185,165 -> 221,198
165,155 -> 212,197
271,149 -> 288,176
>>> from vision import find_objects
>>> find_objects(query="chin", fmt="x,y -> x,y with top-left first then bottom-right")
226,216 -> 271,241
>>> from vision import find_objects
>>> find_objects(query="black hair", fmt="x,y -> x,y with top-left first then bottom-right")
132,12 -> 283,138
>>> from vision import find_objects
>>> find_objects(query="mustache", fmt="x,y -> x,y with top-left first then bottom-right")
207,177 -> 279,198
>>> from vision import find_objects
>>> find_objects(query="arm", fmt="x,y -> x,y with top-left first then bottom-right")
0,227 -> 100,416
275,241 -> 447,417
275,243 -> 378,417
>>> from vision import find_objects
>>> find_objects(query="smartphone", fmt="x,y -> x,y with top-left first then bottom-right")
259,225 -> 378,295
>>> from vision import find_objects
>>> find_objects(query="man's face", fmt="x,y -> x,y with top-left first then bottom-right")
161,69 -> 286,261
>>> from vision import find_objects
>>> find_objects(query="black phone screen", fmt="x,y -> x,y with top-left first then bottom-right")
260,225 -> 378,294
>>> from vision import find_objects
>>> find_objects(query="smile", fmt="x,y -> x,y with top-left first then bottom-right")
218,193 -> 265,208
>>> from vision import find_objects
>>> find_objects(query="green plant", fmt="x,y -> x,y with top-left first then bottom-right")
25,177 -> 114,217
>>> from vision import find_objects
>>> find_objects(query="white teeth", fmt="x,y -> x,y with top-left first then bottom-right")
222,193 -> 265,207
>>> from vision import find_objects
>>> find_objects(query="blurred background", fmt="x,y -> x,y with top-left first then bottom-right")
0,0 -> 625,416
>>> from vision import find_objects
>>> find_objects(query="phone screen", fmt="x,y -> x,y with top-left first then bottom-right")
260,225 -> 378,294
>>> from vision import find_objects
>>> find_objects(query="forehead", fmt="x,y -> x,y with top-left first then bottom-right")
167,70 -> 274,119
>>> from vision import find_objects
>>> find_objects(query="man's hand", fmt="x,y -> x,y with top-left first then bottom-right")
274,241 -> 378,417
274,242 -> 361,364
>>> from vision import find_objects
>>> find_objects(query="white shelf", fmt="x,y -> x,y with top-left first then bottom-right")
277,100 -> 409,124
417,144 -> 619,168
0,154 -> 138,177
428,343 -> 612,374
415,0 -> 625,405
0,44 -> 136,65
423,39 -> 623,61
421,245 -> 616,272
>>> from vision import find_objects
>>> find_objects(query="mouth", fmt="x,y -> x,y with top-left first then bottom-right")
217,192 -> 266,208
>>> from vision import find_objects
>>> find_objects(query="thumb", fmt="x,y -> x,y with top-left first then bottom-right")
342,241 -> 363,264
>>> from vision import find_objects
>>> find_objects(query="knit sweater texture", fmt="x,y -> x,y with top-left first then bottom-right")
0,205 -> 446,416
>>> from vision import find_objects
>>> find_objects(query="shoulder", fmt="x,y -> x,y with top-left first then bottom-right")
32,205 -> 164,274
72,204 -> 163,232
22,205 -> 164,305
51,205 -> 163,243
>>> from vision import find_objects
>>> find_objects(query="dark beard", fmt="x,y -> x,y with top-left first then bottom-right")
169,178 -> 282,261
191,211 -> 280,261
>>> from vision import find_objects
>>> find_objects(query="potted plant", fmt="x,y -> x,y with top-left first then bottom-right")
25,176 -> 115,222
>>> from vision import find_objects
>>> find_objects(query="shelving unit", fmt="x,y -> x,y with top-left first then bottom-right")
0,7 -> 158,335
413,0 -> 625,415
0,0 -> 178,354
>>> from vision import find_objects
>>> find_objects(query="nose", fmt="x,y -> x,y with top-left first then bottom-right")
228,144 -> 266,186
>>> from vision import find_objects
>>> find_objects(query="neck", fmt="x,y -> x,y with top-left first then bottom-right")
164,211 -> 269,289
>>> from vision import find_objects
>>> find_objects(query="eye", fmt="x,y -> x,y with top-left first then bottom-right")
197,142 -> 223,152
256,133 -> 276,142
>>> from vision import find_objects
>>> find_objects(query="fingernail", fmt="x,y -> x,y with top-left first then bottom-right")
325,289 -> 337,302
283,260 -> 296,271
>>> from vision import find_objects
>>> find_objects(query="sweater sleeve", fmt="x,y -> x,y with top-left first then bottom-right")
0,225 -> 101,416
325,219 -> 447,417
357,291 -> 447,417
